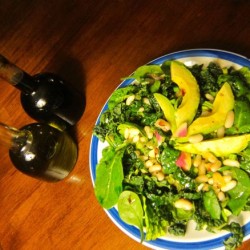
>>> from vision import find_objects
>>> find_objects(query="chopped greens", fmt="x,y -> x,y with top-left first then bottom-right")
93,59 -> 250,249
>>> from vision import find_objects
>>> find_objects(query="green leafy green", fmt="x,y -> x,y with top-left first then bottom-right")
143,196 -> 168,240
118,191 -> 144,242
240,145 -> 250,173
160,146 -> 179,174
94,146 -> 126,209
223,222 -> 244,250
240,66 -> 250,85
222,167 -> 250,215
203,190 -> 221,220
226,97 -> 250,135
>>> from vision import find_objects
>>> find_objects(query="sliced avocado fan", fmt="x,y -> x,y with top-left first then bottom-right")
153,61 -> 200,134
187,82 -> 234,136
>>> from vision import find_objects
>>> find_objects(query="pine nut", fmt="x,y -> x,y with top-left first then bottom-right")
200,110 -> 211,117
202,183 -> 209,192
144,126 -> 153,139
193,154 -> 202,167
208,178 -> 214,185
132,135 -> 140,143
205,162 -> 212,172
148,149 -> 156,158
203,152 -> 217,163
195,175 -> 208,183
174,199 -> 193,210
213,186 -> 220,194
217,191 -> 226,201
197,183 -> 204,192
205,93 -> 214,102
210,160 -> 222,172
138,107 -> 144,112
221,180 -> 237,192
149,164 -> 162,173
198,163 -> 206,176
188,134 -> 203,143
143,97 -> 151,105
124,128 -> 130,139
129,128 -> 140,137
145,160 -> 154,168
223,175 -> 232,183
140,136 -> 147,143
217,126 -> 225,138
225,110 -> 235,128
223,159 -> 240,168
155,171 -> 165,181
213,172 -> 225,188
126,95 -> 135,105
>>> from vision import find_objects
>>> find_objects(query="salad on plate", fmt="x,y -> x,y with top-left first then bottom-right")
93,56 -> 250,250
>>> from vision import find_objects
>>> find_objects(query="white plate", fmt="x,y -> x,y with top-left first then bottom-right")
90,49 -> 250,250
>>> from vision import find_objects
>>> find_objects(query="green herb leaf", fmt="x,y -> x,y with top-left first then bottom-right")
203,189 -> 221,220
94,146 -> 126,209
118,191 -> 144,242
222,167 -> 250,215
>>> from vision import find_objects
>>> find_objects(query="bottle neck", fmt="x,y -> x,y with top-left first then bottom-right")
0,54 -> 36,94
0,122 -> 32,151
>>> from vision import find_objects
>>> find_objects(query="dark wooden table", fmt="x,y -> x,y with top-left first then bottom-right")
0,1 -> 249,249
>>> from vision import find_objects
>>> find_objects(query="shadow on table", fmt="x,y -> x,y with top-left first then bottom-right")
43,52 -> 86,142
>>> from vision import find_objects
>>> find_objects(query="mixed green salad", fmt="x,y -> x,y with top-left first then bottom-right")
93,59 -> 250,250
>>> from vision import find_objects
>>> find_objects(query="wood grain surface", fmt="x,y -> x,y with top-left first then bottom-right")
0,1 -> 249,249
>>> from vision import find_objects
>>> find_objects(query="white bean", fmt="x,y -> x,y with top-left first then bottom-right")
224,110 -> 235,128
221,180 -> 237,192
188,134 -> 203,143
174,199 -> 193,210
195,175 -> 208,183
223,159 -> 240,168
217,126 -> 225,138
210,160 -> 222,172
145,160 -> 153,168
149,164 -> 162,173
155,172 -> 165,181
126,95 -> 135,105
203,152 -> 218,163
217,191 -> 226,201
205,93 -> 214,102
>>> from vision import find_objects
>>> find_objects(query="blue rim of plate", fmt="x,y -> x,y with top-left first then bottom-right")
90,49 -> 250,250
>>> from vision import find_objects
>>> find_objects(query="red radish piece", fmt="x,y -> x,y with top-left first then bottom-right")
176,151 -> 191,171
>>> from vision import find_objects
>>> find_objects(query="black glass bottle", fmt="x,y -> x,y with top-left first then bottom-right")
0,54 -> 85,130
0,122 -> 77,182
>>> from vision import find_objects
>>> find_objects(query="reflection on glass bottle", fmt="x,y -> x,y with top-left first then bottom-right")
0,54 -> 85,130
0,122 -> 77,182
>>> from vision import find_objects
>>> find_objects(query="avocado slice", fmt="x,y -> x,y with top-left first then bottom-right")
188,82 -> 234,136
154,93 -> 177,132
175,134 -> 250,157
171,61 -> 200,128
